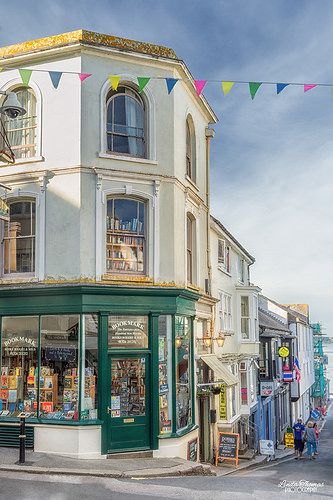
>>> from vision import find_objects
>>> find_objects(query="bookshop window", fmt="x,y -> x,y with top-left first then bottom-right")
81,314 -> 98,420
158,315 -> 173,435
106,197 -> 146,274
175,316 -> 192,431
40,315 -> 80,420
1,316 -> 39,418
3,200 -> 36,275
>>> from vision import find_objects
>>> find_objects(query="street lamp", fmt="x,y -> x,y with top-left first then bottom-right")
0,91 -> 26,118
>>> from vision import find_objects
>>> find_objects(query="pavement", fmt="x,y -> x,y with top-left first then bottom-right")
0,442 -> 295,479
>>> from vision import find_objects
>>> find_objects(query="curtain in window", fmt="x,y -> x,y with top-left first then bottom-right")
124,96 -> 144,156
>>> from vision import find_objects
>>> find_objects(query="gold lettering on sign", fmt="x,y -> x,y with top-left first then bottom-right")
123,418 -> 135,423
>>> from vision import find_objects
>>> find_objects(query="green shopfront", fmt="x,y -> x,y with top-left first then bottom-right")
0,285 -> 198,458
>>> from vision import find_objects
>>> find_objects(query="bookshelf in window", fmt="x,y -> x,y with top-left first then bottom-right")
106,217 -> 145,274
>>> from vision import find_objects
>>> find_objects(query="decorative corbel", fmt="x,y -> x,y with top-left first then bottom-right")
39,171 -> 55,193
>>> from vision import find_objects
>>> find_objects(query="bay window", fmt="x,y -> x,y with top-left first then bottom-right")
241,296 -> 250,339
219,291 -> 232,332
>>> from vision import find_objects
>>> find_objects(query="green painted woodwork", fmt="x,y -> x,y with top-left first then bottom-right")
0,284 -> 199,454
0,424 -> 34,448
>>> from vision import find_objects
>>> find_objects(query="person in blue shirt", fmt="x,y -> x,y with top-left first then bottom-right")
293,418 -> 305,459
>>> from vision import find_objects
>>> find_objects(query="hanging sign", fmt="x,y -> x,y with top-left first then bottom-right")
0,199 -> 9,222
219,383 -> 227,419
216,432 -> 239,466
278,346 -> 290,358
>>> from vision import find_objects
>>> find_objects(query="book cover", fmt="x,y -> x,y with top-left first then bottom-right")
44,376 -> 53,389
0,389 -> 8,400
27,389 -> 37,400
27,376 -> 35,386
8,376 -> 17,389
64,377 -> 72,389
1,376 -> 8,388
40,401 -> 53,413
8,390 -> 17,403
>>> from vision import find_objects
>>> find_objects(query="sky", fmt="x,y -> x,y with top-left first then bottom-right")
1,0 -> 332,334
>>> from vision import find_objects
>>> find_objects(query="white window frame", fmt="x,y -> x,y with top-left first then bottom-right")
219,291 -> 233,333
218,238 -> 231,273
99,75 -> 156,162
237,255 -> 245,283
240,295 -> 251,340
0,79 -> 42,164
0,193 -> 40,279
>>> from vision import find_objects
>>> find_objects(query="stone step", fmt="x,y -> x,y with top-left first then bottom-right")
107,450 -> 153,459
238,450 -> 256,460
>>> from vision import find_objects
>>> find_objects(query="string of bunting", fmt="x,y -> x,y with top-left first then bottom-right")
0,66 -> 331,98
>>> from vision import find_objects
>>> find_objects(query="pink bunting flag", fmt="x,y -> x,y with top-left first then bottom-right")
194,80 -> 207,96
304,84 -> 317,92
79,73 -> 92,82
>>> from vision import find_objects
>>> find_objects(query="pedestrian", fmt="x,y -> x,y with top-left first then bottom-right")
313,422 -> 320,455
304,421 -> 317,460
293,418 -> 305,459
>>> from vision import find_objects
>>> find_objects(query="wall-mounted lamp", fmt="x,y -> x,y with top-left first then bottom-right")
202,335 -> 213,348
215,333 -> 226,348
175,336 -> 182,349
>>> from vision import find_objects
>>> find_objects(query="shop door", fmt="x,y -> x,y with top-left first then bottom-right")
107,355 -> 151,452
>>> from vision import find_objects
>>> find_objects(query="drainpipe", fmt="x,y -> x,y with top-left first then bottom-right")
205,127 -> 215,296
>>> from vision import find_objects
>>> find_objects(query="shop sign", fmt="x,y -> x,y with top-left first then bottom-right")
284,432 -> 294,448
4,336 -> 37,357
259,439 -> 275,455
187,438 -> 198,462
45,347 -> 76,362
109,316 -> 148,349
278,346 -> 289,358
260,381 -> 275,396
219,383 -> 227,419
215,432 -> 239,466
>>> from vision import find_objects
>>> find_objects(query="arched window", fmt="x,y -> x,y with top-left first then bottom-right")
186,116 -> 196,181
106,86 -> 145,158
186,213 -> 195,284
4,87 -> 37,160
106,197 -> 146,274
3,199 -> 36,275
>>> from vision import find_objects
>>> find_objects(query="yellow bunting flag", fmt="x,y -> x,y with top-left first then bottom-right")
108,75 -> 120,91
221,81 -> 235,95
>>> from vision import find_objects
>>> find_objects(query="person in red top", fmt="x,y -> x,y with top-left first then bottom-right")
313,422 -> 320,455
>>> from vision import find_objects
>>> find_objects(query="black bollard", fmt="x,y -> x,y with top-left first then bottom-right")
19,415 -> 26,464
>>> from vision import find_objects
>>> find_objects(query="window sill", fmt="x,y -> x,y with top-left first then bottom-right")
1,156 -> 45,167
158,424 -> 198,439
217,265 -> 231,277
0,417 -> 103,426
185,175 -> 199,191
0,275 -> 38,284
99,152 -> 158,166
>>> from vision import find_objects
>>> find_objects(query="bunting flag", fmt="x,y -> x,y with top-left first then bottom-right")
249,82 -> 262,100
277,83 -> 289,94
221,81 -> 235,95
194,80 -> 206,96
49,71 -> 63,89
19,69 -> 32,86
108,75 -> 120,90
79,73 -> 92,82
304,84 -> 317,92
137,77 -> 150,93
165,78 -> 179,94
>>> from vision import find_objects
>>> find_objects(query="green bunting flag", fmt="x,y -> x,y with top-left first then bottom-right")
19,69 -> 32,86
137,77 -> 150,93
249,82 -> 262,100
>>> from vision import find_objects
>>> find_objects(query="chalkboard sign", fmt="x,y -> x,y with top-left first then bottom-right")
45,347 -> 76,362
216,432 -> 239,466
187,438 -> 198,462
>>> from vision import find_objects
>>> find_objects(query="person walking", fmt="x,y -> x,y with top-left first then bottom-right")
293,418 -> 305,459
304,421 -> 317,460
313,422 -> 320,455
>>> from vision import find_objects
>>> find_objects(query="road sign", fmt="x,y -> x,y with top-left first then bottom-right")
259,439 -> 275,455
311,409 -> 320,419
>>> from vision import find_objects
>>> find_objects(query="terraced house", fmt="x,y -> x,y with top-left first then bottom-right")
0,30 -> 218,458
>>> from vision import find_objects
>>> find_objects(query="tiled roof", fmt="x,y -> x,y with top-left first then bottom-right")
210,215 -> 255,262
259,308 -> 291,333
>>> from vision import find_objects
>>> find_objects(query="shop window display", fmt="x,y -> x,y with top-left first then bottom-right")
0,316 -> 39,417
175,316 -> 192,431
81,314 -> 98,420
158,315 -> 173,435
40,315 -> 80,420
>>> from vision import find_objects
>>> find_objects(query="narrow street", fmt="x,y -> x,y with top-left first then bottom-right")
0,406 -> 332,499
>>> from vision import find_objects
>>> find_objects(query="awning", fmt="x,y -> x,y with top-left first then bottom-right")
200,355 -> 238,386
